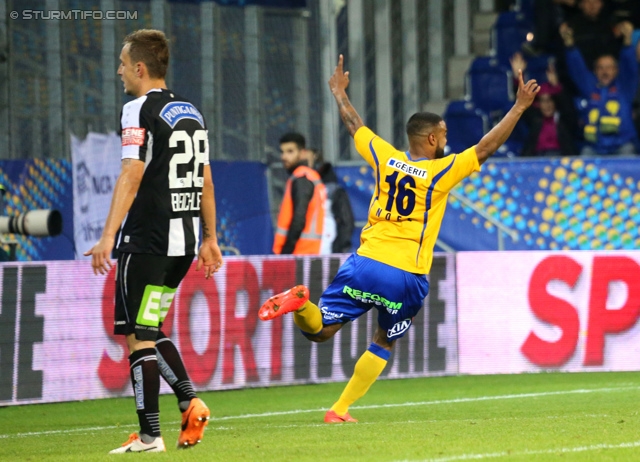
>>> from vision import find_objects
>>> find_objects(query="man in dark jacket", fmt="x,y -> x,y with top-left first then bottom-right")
308,148 -> 355,253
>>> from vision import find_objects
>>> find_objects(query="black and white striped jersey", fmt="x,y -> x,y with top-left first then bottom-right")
117,88 -> 209,256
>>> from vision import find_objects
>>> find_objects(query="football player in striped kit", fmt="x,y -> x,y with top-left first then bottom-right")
85,29 -> 223,453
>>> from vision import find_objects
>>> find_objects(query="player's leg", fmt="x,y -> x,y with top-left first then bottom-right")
154,255 -> 210,449
300,321 -> 343,342
259,254 -> 364,341
158,329 -> 211,449
325,326 -> 393,423
325,260 -> 430,423
156,332 -> 197,410
110,253 -> 166,454
259,286 -> 342,339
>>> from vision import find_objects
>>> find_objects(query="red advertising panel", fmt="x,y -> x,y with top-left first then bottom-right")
457,251 -> 640,374
0,253 -> 457,406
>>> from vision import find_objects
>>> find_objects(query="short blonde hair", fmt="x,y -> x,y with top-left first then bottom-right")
123,29 -> 169,79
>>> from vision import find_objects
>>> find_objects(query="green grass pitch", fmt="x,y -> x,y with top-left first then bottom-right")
1,371 -> 639,461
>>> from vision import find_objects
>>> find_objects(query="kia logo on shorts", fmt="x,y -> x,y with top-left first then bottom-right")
388,319 -> 411,338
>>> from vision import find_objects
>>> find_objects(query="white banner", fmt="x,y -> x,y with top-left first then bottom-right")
0,254 -> 457,406
71,132 -> 121,259
457,251 -> 640,374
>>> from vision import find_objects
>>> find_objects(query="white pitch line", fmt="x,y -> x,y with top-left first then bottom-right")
0,424 -> 138,439
403,440 -> 640,462
214,385 -> 640,420
0,385 -> 638,440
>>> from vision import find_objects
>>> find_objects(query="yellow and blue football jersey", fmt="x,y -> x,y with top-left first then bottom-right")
354,126 -> 481,274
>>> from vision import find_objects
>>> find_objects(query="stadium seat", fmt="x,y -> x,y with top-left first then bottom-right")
492,11 -> 533,67
443,100 -> 490,155
465,57 -> 513,115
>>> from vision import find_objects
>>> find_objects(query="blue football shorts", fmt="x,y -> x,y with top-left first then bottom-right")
318,254 -> 430,342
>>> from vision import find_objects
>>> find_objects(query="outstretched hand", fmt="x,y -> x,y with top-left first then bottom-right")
196,239 -> 223,280
509,52 -> 527,76
546,60 -> 559,86
615,21 -> 634,46
83,236 -> 115,276
514,69 -> 539,110
328,54 -> 349,95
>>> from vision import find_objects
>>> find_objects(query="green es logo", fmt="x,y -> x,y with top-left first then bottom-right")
136,285 -> 177,327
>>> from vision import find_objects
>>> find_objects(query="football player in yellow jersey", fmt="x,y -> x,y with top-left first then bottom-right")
259,55 -> 539,423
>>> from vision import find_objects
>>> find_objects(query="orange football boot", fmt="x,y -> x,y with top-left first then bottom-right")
258,285 -> 310,321
177,398 -> 210,449
324,409 -> 358,423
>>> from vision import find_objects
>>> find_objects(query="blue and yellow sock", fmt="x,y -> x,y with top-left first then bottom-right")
293,301 -> 323,335
331,343 -> 390,415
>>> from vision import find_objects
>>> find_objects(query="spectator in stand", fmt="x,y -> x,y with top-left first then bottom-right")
307,148 -> 355,254
526,0 -> 579,55
560,20 -> 639,155
510,52 -> 578,156
565,0 -> 620,70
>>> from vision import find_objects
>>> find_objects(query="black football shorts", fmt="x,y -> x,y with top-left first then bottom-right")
114,252 -> 193,341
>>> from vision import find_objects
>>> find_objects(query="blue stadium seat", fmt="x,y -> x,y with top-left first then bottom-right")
466,57 -> 513,115
492,11 -> 533,67
443,100 -> 490,155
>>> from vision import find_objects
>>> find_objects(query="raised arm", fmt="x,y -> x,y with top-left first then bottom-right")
328,54 -> 363,137
615,22 -> 638,99
475,69 -> 539,164
560,23 -> 596,97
